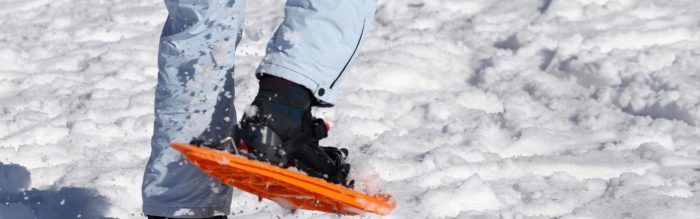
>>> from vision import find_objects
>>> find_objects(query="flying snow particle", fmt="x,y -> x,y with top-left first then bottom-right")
283,31 -> 302,45
244,105 -> 258,118
174,208 -> 195,216
210,182 -> 222,193
217,157 -> 230,165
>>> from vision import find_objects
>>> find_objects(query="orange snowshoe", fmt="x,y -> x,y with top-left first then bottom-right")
171,143 -> 396,216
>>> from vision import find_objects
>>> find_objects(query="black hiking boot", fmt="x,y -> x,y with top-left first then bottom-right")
232,75 -> 352,187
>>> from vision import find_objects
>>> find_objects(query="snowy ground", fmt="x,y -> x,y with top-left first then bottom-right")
1,0 -> 700,218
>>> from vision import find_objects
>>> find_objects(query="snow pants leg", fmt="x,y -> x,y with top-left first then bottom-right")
141,0 -> 245,217
258,0 -> 377,106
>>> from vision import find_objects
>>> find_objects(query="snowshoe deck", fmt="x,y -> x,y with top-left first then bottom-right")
171,143 -> 396,216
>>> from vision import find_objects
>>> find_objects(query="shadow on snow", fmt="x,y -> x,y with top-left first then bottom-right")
0,162 -> 113,219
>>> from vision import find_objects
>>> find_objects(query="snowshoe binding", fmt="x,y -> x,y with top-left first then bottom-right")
194,75 -> 353,188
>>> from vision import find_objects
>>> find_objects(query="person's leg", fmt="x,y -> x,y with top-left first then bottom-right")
257,0 -> 378,106
142,0 -> 246,217
235,0 -> 377,186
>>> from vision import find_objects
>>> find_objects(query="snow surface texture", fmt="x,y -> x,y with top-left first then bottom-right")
1,0 -> 700,218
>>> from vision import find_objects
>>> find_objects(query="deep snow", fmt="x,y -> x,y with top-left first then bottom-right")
1,0 -> 700,218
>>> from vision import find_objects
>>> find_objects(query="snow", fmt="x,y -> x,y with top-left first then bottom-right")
1,0 -> 700,218
173,208 -> 195,217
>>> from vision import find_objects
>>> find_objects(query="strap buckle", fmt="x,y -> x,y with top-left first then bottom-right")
311,118 -> 329,139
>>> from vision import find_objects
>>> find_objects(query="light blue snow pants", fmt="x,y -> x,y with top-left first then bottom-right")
142,0 -> 376,217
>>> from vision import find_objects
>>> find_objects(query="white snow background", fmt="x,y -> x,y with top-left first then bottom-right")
1,0 -> 700,218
